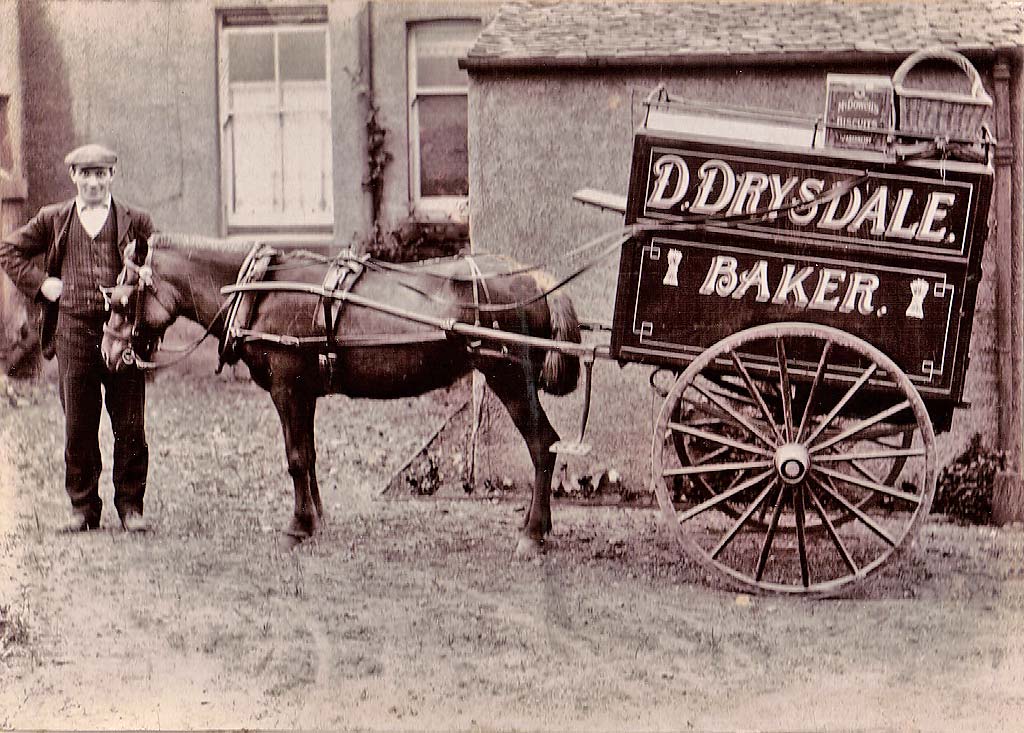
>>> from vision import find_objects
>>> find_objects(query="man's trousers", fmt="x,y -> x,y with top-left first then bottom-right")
54,319 -> 148,522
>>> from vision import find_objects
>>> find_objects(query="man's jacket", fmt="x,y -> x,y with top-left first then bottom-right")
0,197 -> 155,359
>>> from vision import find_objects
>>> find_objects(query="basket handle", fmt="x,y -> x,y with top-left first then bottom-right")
893,46 -> 986,99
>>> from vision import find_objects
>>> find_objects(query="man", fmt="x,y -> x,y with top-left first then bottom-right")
0,143 -> 156,532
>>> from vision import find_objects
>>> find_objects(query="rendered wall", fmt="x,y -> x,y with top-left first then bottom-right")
467,61 -> 1011,493
1,0 -> 31,372
16,0 -> 500,244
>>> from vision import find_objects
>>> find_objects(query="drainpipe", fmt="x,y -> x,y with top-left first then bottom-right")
991,53 -> 1024,524
363,1 -> 381,239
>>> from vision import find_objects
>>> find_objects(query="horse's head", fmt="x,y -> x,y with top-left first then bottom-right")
100,239 -> 175,371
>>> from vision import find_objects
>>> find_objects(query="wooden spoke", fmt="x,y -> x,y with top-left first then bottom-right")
795,339 -> 832,443
814,465 -> 922,504
794,481 -> 810,587
729,349 -> 785,443
802,362 -> 878,447
755,483 -> 787,581
702,377 -> 758,407
814,447 -> 925,462
809,474 -> 897,547
676,469 -> 775,522
809,400 -> 912,454
776,337 -> 794,442
667,422 -> 774,457
691,380 -> 778,449
711,479 -> 780,559
663,458 -> 773,478
850,459 -> 884,485
806,483 -> 858,575
690,443 -> 731,466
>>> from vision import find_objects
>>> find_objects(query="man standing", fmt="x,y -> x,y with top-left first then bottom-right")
0,144 -> 156,532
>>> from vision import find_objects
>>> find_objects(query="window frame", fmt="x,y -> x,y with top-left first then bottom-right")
406,19 -> 480,220
217,10 -> 334,234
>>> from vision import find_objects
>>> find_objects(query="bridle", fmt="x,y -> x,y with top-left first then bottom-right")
102,246 -> 228,370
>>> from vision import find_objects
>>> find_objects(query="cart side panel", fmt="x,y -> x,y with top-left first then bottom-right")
611,132 -> 993,412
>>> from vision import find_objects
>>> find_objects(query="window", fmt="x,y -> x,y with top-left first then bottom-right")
407,20 -> 480,218
218,8 -> 333,232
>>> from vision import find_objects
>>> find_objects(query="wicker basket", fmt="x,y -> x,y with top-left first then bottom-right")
893,46 -> 992,141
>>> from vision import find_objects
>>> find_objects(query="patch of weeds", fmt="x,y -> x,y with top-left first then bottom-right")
405,455 -> 442,496
166,630 -> 188,651
0,603 -> 31,660
934,433 -> 1007,525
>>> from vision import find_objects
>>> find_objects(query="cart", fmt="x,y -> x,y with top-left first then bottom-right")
582,59 -> 995,596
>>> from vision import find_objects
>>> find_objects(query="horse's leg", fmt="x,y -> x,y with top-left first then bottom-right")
269,384 -> 320,547
304,398 -> 324,519
482,363 -> 560,558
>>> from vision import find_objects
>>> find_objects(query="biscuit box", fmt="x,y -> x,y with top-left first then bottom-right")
824,74 -> 895,152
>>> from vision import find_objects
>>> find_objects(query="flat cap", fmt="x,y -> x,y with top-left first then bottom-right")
64,143 -> 117,168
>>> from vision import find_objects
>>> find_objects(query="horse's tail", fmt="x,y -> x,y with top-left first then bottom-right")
530,270 -> 581,396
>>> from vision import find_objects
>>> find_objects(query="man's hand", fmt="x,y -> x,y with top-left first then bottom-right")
39,277 -> 63,302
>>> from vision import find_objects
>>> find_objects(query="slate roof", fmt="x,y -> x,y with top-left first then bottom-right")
463,0 -> 1024,69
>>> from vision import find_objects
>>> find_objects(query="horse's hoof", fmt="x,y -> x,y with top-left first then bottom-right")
514,536 -> 546,559
279,531 -> 308,552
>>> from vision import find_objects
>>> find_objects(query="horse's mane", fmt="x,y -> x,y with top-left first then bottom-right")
149,233 -> 256,253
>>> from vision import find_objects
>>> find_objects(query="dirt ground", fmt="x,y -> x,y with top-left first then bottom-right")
1,373 -> 1023,732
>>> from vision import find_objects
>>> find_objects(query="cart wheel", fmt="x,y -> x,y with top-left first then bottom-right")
652,323 -> 936,596
673,387 -> 916,528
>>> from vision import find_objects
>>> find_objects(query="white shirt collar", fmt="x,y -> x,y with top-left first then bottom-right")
76,195 -> 112,212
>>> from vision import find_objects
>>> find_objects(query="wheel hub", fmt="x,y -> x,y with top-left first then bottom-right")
774,443 -> 810,484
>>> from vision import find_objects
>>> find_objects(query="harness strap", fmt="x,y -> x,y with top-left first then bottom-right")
315,251 -> 367,350
219,243 -> 277,369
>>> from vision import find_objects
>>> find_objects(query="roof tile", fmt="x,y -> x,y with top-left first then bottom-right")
465,0 -> 1024,67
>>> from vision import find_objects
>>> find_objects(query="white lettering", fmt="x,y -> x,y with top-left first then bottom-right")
727,172 -> 770,217
690,160 -> 736,215
766,175 -> 800,220
808,268 -> 847,310
917,191 -> 956,242
846,186 -> 888,236
770,264 -> 814,306
885,188 -> 919,239
838,272 -> 879,314
647,155 -> 690,209
818,187 -> 862,230
698,256 -> 739,296
731,260 -> 772,302
789,178 -> 825,225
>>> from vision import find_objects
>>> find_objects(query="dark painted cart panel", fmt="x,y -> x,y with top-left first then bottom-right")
611,131 -> 993,431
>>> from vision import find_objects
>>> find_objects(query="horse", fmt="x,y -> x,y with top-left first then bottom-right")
99,234 -> 581,553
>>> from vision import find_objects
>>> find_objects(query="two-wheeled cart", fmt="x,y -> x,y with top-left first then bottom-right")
576,51 -> 995,596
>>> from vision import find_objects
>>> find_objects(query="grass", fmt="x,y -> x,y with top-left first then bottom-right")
0,602 -> 31,660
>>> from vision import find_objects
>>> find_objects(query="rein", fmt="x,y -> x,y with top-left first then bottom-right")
354,171 -> 873,313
